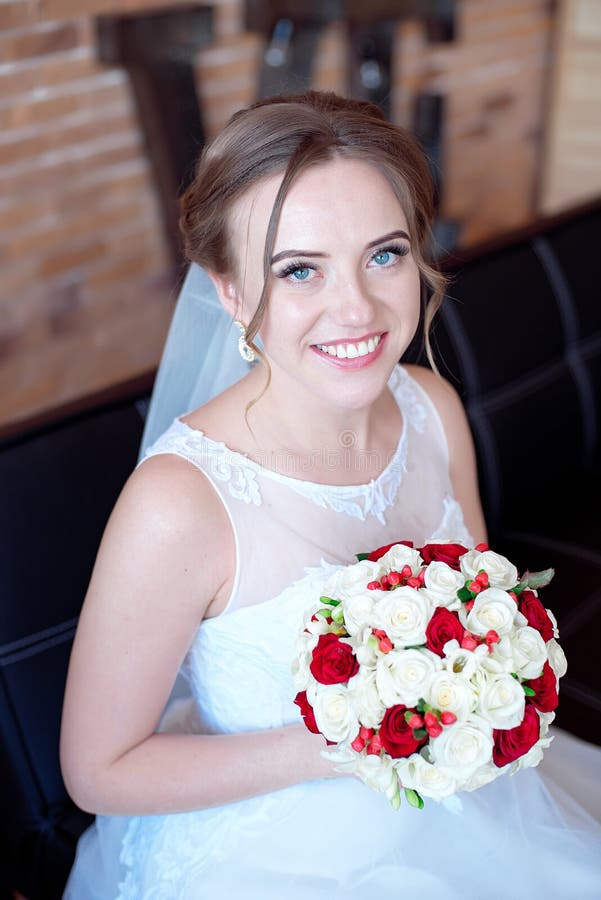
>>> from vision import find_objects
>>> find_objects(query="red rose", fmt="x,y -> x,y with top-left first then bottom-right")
493,704 -> 540,767
294,691 -> 320,734
419,543 -> 468,570
518,590 -> 555,642
425,608 -> 464,657
367,540 -> 414,562
309,633 -> 359,685
378,705 -> 428,759
525,661 -> 559,713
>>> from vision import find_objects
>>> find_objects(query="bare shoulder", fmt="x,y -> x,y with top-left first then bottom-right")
95,452 -> 235,620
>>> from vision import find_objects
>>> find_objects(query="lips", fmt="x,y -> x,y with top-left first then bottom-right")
311,332 -> 387,369
314,333 -> 382,360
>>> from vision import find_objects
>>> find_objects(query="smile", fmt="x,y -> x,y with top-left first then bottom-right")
313,333 -> 382,359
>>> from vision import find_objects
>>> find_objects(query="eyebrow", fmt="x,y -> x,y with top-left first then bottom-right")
270,230 -> 411,265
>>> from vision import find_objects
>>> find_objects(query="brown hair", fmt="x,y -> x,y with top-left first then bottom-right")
180,90 -> 446,373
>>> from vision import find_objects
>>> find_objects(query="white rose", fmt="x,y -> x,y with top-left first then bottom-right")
510,626 -> 547,679
308,683 -> 358,744
376,648 -> 441,708
461,762 -> 501,792
347,667 -> 386,728
302,606 -> 332,635
427,670 -> 477,722
546,607 -> 560,639
546,638 -> 567,682
291,630 -> 318,691
460,549 -> 518,590
377,544 -> 423,574
354,752 -> 400,802
340,592 -> 376,636
463,588 -> 517,636
481,635 -> 515,674
423,562 -> 464,609
539,710 -> 555,736
354,625 -> 379,669
321,743 -> 400,803
442,640 -> 488,679
396,753 -> 457,801
375,586 -> 432,646
430,714 -> 494,775
510,730 -> 554,773
323,560 -> 383,599
473,671 -> 525,729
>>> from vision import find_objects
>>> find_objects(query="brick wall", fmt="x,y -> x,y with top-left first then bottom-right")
1,0 -> 556,429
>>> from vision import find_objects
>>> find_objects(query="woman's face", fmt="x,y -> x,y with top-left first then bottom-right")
226,156 -> 422,412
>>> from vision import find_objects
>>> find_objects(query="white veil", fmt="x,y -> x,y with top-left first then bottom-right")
137,263 -> 256,461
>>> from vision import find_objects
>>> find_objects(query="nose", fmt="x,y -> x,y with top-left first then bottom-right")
332,271 -> 376,328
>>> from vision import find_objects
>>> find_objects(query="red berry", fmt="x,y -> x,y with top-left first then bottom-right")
369,734 -> 383,754
367,580 -> 381,591
351,735 -> 365,752
424,711 -> 439,728
468,581 -> 482,594
407,576 -> 421,588
387,571 -> 402,586
401,565 -> 413,580
461,632 -> 479,651
475,572 -> 489,587
475,543 -> 489,552
407,713 -> 424,729
426,723 -> 443,738
440,711 -> 457,726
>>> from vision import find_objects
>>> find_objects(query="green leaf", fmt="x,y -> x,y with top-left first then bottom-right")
413,728 -> 427,740
319,596 -> 340,606
404,710 -> 414,724
523,685 -> 536,697
355,552 -> 370,561
457,587 -> 473,602
390,788 -> 402,811
521,568 -> 555,590
315,608 -> 331,618
404,643 -> 427,650
404,788 -> 425,809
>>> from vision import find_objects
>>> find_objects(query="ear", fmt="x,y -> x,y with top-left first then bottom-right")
207,271 -> 241,319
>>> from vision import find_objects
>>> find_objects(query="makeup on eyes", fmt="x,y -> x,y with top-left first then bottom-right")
273,239 -> 410,281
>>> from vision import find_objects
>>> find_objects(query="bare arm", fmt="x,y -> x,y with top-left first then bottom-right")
60,455 -> 332,817
405,365 -> 488,544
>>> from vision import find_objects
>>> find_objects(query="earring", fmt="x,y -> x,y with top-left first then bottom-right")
234,320 -> 256,363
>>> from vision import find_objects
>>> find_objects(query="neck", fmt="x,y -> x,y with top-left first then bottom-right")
240,365 -> 402,479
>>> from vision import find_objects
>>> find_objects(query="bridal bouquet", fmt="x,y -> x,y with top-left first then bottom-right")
293,541 -> 566,810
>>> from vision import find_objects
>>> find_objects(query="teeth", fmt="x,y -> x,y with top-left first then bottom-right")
316,334 -> 381,358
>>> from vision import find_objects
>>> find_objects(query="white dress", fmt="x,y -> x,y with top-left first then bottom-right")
64,365 -> 601,899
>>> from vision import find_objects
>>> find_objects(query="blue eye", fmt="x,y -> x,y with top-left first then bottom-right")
373,251 -> 392,266
292,267 -> 311,281
368,244 -> 409,268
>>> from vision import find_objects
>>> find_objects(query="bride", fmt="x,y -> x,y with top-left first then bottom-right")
60,91 -> 601,898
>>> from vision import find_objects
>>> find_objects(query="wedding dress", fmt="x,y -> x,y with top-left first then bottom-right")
64,365 -> 601,899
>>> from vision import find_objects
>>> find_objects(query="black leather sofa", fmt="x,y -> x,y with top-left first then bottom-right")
1,198 -> 599,899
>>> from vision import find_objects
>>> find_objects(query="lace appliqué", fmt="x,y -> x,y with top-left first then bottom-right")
138,366 -> 427,524
140,426 -> 262,507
